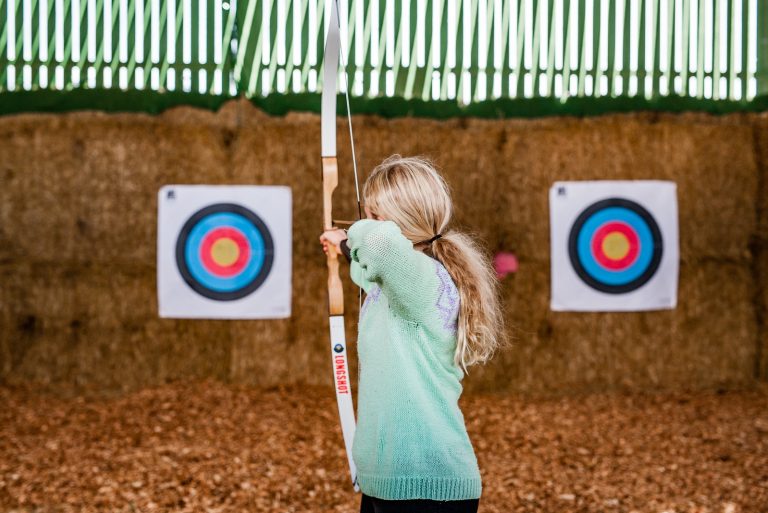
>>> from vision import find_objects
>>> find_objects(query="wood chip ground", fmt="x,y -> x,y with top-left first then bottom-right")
1,380 -> 766,512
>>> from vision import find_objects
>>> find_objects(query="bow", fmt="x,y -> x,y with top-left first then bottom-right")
321,0 -> 360,493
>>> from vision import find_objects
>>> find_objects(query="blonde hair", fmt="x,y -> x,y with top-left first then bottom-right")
363,154 -> 507,374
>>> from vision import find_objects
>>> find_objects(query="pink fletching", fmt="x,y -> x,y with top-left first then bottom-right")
493,252 -> 518,279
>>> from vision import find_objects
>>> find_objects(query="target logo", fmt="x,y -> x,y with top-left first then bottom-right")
568,198 -> 663,294
175,203 -> 274,301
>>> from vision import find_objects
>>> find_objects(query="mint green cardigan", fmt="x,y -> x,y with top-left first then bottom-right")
346,219 -> 482,500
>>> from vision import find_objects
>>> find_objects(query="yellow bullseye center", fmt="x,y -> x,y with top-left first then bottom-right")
601,232 -> 630,260
210,238 -> 240,266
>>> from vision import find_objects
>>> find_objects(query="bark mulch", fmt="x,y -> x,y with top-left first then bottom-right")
0,380 -> 766,513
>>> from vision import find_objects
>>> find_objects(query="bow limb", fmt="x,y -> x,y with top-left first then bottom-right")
321,0 -> 359,493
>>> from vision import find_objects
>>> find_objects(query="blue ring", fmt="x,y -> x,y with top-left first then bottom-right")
175,203 -> 275,301
576,207 -> 653,286
184,212 -> 266,293
567,197 -> 663,294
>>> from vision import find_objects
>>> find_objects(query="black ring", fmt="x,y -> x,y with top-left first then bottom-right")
175,203 -> 274,301
567,197 -> 663,294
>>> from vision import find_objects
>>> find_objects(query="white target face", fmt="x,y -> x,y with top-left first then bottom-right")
549,181 -> 679,312
157,185 -> 292,319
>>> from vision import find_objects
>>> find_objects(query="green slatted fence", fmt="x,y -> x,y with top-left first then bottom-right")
1,0 -> 237,94
0,0 -> 766,113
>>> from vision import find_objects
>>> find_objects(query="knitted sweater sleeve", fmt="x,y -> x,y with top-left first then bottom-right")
347,219 -> 433,322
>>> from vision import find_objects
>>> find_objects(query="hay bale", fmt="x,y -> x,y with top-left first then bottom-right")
495,113 -> 758,264
0,263 -> 232,393
0,113 -> 230,264
0,261 -> 154,328
753,113 -> 768,381
466,259 -> 755,396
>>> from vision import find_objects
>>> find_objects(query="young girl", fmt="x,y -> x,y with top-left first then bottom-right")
320,155 -> 506,513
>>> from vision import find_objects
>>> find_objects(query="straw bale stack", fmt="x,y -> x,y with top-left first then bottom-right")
0,99 -> 764,396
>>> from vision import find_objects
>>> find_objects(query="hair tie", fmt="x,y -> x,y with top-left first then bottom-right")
419,233 -> 443,245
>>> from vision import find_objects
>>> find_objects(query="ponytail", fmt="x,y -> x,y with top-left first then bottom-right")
364,154 -> 508,375
429,230 -> 506,374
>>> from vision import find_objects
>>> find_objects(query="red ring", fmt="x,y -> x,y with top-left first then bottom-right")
591,221 -> 639,270
199,226 -> 251,277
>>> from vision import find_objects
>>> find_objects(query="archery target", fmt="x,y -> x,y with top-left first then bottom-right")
175,203 -> 274,301
568,198 -> 662,294
158,185 -> 291,319
550,181 -> 678,311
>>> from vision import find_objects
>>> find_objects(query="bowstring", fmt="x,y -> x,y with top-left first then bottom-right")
338,19 -> 362,221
